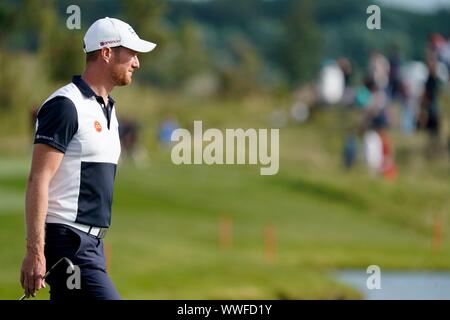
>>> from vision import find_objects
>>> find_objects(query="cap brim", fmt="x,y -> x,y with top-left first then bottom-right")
123,38 -> 157,53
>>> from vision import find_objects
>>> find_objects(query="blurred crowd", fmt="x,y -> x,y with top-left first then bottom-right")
316,32 -> 450,179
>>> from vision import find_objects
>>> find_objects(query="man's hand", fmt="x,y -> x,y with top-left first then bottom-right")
20,251 -> 46,298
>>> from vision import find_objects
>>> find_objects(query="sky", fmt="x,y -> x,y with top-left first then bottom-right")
377,0 -> 450,13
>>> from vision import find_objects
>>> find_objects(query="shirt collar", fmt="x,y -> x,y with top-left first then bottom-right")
72,75 -> 115,105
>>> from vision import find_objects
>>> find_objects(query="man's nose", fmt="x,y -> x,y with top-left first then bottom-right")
133,55 -> 140,69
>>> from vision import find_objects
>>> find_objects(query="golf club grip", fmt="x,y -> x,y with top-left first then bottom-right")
19,257 -> 73,300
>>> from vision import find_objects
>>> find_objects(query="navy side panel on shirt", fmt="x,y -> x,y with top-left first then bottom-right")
76,162 -> 117,228
34,96 -> 79,153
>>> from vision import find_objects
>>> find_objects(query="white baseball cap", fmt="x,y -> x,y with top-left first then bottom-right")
83,17 -> 157,53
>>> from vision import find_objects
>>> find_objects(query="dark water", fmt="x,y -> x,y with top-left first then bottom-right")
335,270 -> 450,300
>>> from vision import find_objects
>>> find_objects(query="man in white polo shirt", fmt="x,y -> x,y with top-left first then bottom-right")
20,17 -> 156,300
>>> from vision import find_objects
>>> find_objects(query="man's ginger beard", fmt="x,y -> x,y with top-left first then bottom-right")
110,50 -> 132,86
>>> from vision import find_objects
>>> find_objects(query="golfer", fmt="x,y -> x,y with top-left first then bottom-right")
20,17 -> 156,300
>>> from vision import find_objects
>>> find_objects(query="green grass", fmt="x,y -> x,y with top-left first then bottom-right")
1,128 -> 449,299
0,57 -> 449,298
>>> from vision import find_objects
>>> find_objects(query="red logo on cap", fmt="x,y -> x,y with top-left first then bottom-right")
99,39 -> 121,47
94,121 -> 102,132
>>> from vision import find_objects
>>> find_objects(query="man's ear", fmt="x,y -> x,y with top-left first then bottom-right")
100,47 -> 112,63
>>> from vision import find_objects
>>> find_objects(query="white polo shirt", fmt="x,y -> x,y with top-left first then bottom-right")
34,75 -> 121,228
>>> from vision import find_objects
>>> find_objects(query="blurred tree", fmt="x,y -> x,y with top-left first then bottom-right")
38,0 -> 84,82
278,0 -> 321,86
10,0 -> 42,51
0,0 -> 31,111
1,0 -> 83,83
122,0 -> 167,45
2,0 -> 449,93
219,35 -> 263,96
146,18 -> 212,87
0,51 -> 14,111
121,0 -> 172,84
122,0 -> 212,88
177,19 -> 211,81
0,1 -> 16,48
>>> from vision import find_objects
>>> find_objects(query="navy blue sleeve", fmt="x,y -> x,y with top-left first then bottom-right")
34,96 -> 78,153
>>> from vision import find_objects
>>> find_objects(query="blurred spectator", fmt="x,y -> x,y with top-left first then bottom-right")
398,80 -> 417,134
426,33 -> 447,66
440,35 -> 450,74
387,46 -> 402,100
337,57 -> 354,106
119,117 -> 148,165
386,47 -> 419,137
369,50 -> 390,92
290,102 -> 310,124
418,58 -> 441,138
362,118 -> 397,179
444,35 -> 450,72
337,58 -> 352,88
354,82 -> 372,109
378,127 -> 397,181
363,127 -> 383,176
417,58 -> 443,159
399,61 -> 429,134
317,60 -> 344,105
342,130 -> 358,170
362,74 -> 390,130
158,117 -> 180,146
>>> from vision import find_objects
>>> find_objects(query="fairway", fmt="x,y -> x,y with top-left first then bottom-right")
1,111 -> 449,299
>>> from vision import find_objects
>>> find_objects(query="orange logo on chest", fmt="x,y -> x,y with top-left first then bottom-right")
94,121 -> 102,132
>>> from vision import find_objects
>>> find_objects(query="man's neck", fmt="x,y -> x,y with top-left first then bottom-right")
81,68 -> 113,104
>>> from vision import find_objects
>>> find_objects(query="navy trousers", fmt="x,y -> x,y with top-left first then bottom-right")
44,223 -> 120,300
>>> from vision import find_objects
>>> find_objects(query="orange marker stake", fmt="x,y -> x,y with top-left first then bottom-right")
432,215 -> 443,252
104,242 -> 112,271
264,224 -> 277,264
219,216 -> 233,250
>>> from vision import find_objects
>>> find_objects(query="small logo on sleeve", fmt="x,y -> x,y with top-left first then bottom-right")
94,121 -> 102,132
